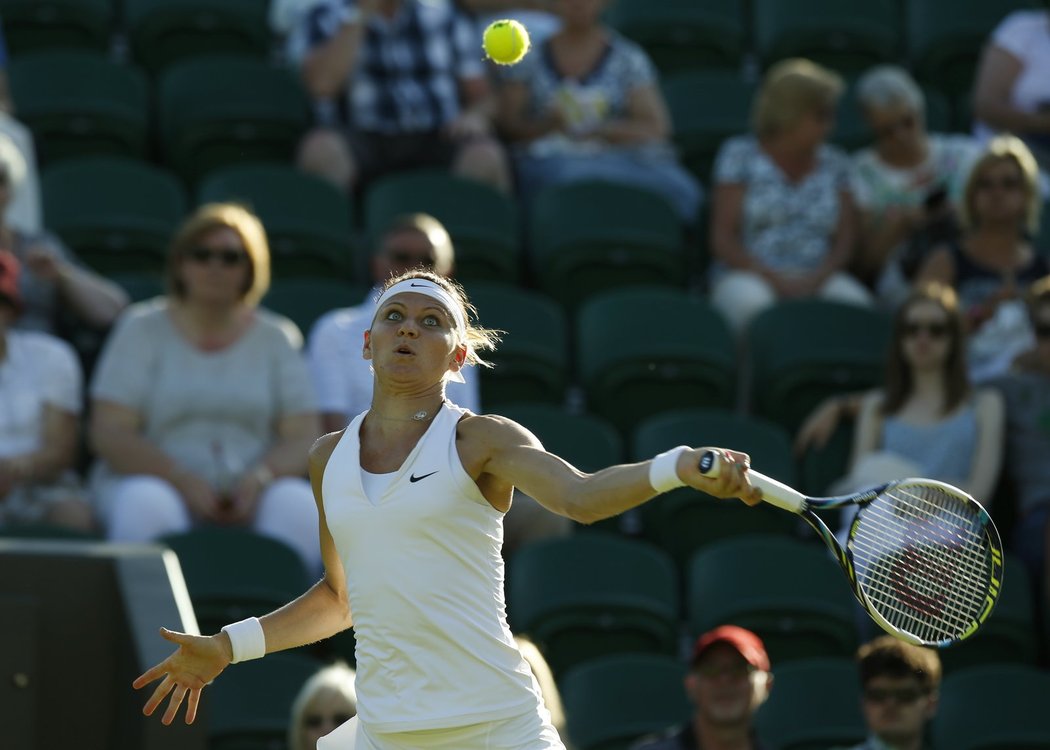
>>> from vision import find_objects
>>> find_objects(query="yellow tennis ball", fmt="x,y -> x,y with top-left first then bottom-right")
483,19 -> 530,66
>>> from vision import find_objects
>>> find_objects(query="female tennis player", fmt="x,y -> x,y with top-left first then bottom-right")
133,270 -> 761,749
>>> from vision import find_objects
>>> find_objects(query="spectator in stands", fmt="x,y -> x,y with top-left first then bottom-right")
833,635 -> 941,750
812,284 -> 1003,536
87,203 -> 322,572
0,133 -> 128,336
849,65 -> 978,304
289,0 -> 511,195
307,213 -> 479,434
915,134 -> 1050,382
709,58 -> 871,335
0,251 -> 94,532
495,0 -> 700,223
461,0 -> 560,47
630,625 -> 772,750
990,275 -> 1050,635
973,4 -> 1050,174
288,661 -> 357,750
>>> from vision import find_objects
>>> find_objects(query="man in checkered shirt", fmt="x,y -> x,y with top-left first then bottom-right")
289,0 -> 511,195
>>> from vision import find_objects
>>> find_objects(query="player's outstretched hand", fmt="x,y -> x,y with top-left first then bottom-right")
679,448 -> 763,506
132,627 -> 232,725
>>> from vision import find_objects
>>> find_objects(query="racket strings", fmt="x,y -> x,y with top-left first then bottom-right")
848,483 -> 992,643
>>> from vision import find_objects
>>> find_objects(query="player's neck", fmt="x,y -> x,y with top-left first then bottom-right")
367,388 -> 445,426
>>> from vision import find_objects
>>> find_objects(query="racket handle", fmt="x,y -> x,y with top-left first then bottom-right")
698,450 -> 807,514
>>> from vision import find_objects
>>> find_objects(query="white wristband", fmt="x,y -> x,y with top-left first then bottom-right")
221,617 -> 266,663
649,445 -> 689,494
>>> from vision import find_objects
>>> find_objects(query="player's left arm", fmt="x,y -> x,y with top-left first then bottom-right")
461,415 -> 759,523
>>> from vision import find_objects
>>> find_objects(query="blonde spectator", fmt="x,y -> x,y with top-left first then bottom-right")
88,203 -> 322,572
710,58 -> 871,334
288,662 -> 357,750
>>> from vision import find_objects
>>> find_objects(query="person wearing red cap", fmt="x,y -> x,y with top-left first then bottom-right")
631,625 -> 773,750
0,250 -> 94,532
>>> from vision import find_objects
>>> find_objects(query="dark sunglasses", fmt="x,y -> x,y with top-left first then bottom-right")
874,113 -> 917,140
975,175 -> 1024,191
303,713 -> 354,729
186,247 -> 248,266
863,687 -> 926,705
903,321 -> 949,339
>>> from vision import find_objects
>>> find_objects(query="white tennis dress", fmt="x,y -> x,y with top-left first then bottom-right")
319,402 -> 565,750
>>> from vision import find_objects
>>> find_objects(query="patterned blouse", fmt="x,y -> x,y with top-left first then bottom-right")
714,134 -> 852,272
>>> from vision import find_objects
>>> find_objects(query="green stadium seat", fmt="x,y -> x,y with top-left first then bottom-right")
507,534 -> 679,677
662,70 -> 756,184
0,0 -> 111,54
605,0 -> 745,73
497,403 -> 623,472
363,170 -> 521,284
530,181 -> 685,309
752,0 -> 900,74
0,523 -> 102,540
263,277 -> 367,336
8,51 -> 149,165
576,287 -> 736,435
126,0 -> 271,73
938,554 -> 1038,674
798,420 -> 854,497
160,527 -> 310,636
908,0 -> 1033,96
754,658 -> 866,750
208,652 -> 325,750
686,535 -> 860,664
42,156 -> 188,273
560,653 -> 690,750
467,282 -> 569,405
632,409 -> 800,568
747,299 -> 892,434
932,664 -> 1050,750
157,56 -> 310,184
198,163 -> 356,278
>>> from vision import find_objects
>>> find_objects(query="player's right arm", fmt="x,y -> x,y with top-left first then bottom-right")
133,432 -> 353,725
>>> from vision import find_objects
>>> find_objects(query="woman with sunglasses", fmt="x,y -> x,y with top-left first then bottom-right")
916,135 -> 1050,382
87,202 -> 322,572
288,662 -> 357,750
829,283 -> 1003,534
132,269 -> 760,749
848,65 -> 979,304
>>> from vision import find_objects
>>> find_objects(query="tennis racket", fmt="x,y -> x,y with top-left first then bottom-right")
698,450 -> 1003,648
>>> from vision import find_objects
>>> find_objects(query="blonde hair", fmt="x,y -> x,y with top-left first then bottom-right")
380,213 -> 455,276
287,662 -> 357,750
0,133 -> 26,190
960,134 -> 1042,235
165,202 -> 272,307
752,58 -> 844,138
377,269 -> 501,368
515,635 -> 566,736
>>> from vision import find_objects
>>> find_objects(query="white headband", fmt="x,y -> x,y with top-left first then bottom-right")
371,279 -> 470,383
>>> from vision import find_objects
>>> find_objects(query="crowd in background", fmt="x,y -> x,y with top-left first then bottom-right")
1,1 -> 1050,748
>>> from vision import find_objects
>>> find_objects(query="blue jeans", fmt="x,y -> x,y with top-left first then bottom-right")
514,147 -> 703,223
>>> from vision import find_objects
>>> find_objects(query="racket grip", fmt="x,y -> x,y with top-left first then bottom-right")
698,450 -> 807,514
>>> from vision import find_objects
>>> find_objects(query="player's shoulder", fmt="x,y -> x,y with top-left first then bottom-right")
310,428 -> 346,468
457,412 -> 540,447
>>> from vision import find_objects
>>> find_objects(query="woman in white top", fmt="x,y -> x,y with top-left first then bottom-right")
973,7 -> 1050,172
132,270 -> 760,750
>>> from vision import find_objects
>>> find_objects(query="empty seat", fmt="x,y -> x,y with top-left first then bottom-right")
263,278 -> 367,336
0,0 -> 111,54
8,51 -> 149,165
508,534 -> 679,677
932,664 -> 1050,750
576,287 -> 736,435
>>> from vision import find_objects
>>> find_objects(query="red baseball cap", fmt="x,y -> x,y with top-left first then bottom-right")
691,625 -> 770,672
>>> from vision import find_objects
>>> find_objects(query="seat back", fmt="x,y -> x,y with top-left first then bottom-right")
932,664 -> 1050,750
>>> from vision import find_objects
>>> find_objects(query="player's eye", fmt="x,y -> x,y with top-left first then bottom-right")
385,310 -> 403,321
423,314 -> 441,326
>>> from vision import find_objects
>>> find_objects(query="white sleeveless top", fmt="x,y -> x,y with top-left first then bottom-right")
322,402 -> 543,733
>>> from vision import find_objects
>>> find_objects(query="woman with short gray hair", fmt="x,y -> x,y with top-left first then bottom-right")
849,65 -> 979,306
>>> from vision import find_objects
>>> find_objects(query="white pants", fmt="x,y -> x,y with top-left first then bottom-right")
99,474 -> 321,573
711,269 -> 873,334
320,710 -> 566,750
